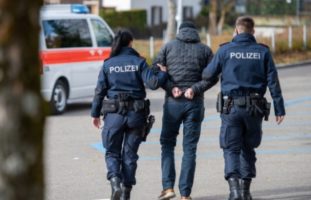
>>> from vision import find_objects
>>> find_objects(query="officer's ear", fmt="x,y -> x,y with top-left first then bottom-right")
233,27 -> 239,36
251,29 -> 255,35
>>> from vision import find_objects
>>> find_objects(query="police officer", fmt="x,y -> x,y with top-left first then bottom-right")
202,16 -> 285,200
91,30 -> 167,200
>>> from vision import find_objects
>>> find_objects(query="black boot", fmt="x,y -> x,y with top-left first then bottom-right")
120,185 -> 132,200
240,179 -> 252,200
110,177 -> 122,200
227,178 -> 242,200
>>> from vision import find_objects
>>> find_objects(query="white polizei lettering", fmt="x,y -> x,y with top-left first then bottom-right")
109,65 -> 139,73
230,52 -> 261,60
230,52 -> 235,59
254,53 -> 260,59
109,66 -> 115,73
236,53 -> 241,59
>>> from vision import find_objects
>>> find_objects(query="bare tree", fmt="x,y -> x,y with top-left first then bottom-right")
0,0 -> 46,200
166,0 -> 177,42
209,0 -> 235,35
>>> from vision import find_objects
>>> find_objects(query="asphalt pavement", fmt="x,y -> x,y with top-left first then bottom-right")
45,64 -> 311,200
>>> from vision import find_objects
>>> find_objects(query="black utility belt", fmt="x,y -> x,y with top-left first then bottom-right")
101,99 -> 150,115
230,96 -> 266,107
216,92 -> 271,121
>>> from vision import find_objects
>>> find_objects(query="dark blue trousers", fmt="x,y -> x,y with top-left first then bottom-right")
101,111 -> 144,187
220,105 -> 263,180
160,97 -> 204,197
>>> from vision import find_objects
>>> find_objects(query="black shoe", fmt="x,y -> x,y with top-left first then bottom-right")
227,178 -> 242,200
240,179 -> 252,200
120,185 -> 132,200
110,177 -> 122,200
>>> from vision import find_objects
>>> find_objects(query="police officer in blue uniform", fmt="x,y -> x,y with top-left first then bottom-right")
91,30 -> 167,200
202,16 -> 285,200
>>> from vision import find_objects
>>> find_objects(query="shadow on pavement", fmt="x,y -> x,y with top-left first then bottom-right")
59,102 -> 91,116
196,186 -> 311,200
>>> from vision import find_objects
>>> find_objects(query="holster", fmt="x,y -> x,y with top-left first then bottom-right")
141,115 -> 155,142
216,92 -> 223,113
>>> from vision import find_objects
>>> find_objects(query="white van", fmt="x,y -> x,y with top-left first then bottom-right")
40,4 -> 114,114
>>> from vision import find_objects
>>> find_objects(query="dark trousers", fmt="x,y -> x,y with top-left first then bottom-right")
220,105 -> 263,180
160,97 -> 204,197
101,111 -> 144,186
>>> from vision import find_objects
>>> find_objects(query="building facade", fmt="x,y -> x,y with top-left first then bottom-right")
102,0 -> 202,26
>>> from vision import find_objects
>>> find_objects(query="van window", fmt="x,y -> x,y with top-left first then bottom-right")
43,19 -> 92,49
91,19 -> 113,47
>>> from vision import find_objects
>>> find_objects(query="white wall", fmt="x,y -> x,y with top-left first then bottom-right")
102,0 -> 131,11
103,0 -> 202,26
131,0 -> 201,26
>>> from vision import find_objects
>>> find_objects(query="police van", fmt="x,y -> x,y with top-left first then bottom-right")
40,4 -> 114,114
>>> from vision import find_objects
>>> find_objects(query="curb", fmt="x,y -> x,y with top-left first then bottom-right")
276,59 -> 311,69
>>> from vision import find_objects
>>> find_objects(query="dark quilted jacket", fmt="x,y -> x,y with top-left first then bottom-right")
153,27 -> 217,98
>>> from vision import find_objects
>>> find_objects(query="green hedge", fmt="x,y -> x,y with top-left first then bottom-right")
100,8 -> 147,31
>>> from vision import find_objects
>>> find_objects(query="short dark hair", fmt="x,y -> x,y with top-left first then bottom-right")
235,16 -> 255,33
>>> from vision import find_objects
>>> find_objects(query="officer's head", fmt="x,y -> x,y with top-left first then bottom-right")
110,29 -> 133,58
235,16 -> 255,35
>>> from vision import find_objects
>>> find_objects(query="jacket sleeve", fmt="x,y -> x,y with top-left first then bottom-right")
141,60 -> 168,90
151,45 -> 174,92
265,51 -> 286,116
191,47 -> 218,95
202,49 -> 222,81
91,66 -> 108,118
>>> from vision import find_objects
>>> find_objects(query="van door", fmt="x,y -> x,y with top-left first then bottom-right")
42,18 -> 98,99
89,18 -> 113,93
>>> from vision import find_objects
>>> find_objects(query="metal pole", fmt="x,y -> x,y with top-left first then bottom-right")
288,26 -> 292,50
149,36 -> 154,59
176,0 -> 183,33
296,0 -> 300,25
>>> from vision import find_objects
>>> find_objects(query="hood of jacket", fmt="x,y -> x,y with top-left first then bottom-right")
176,27 -> 200,43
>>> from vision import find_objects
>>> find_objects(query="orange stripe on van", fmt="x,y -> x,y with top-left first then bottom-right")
41,48 -> 111,65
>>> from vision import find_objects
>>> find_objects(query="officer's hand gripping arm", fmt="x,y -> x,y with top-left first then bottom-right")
202,50 -> 222,82
141,60 -> 168,90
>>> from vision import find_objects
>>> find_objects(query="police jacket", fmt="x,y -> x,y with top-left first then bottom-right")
202,33 -> 285,116
153,27 -> 216,98
91,47 -> 167,118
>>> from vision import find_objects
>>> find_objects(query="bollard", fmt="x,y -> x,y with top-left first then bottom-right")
303,25 -> 307,49
271,29 -> 276,52
288,26 -> 292,50
149,36 -> 154,59
206,33 -> 211,47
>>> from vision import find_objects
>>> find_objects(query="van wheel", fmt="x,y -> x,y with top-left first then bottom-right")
51,80 -> 67,115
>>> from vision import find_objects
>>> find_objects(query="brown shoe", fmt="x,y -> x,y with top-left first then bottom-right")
158,188 -> 176,200
181,196 -> 192,200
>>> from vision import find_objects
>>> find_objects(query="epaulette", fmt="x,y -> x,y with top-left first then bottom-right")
258,43 -> 270,49
140,56 -> 146,61
104,57 -> 111,62
219,42 -> 230,47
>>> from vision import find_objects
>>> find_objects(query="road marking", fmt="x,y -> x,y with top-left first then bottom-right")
93,199 -> 110,200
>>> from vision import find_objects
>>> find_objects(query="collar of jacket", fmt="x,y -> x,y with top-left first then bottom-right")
119,47 -> 140,57
176,27 -> 200,43
232,33 -> 256,43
